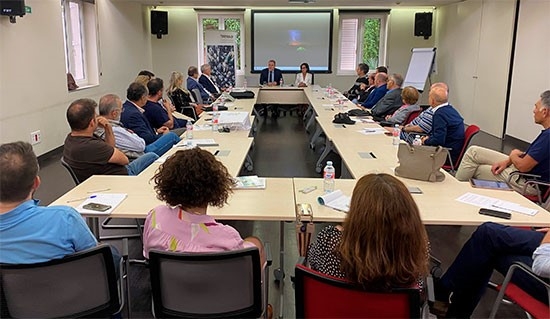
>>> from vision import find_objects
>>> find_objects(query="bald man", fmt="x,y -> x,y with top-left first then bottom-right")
360,72 -> 388,109
421,84 -> 464,165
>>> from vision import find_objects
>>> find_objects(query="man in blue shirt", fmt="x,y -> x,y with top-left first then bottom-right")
359,72 -> 388,109
455,90 -> 550,194
187,65 -> 213,102
144,78 -> 187,136
0,141 -> 97,264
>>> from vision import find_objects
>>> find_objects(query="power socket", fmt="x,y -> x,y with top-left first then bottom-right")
30,130 -> 41,145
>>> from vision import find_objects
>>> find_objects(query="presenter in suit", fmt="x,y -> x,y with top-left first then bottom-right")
259,59 -> 283,87
198,64 -> 222,98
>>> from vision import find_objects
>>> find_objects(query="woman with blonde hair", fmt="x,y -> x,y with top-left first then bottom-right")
166,71 -> 203,120
307,173 -> 429,290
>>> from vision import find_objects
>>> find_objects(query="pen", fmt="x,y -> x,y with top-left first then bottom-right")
86,188 -> 110,193
342,125 -> 346,128
369,152 -> 377,159
214,150 -> 220,156
67,195 -> 96,203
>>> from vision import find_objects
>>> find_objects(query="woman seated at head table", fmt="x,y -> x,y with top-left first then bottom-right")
307,173 -> 429,292
295,62 -> 313,88
142,148 -> 265,265
166,71 -> 204,120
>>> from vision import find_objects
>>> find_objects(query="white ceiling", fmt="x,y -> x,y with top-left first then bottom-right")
111,0 -> 463,8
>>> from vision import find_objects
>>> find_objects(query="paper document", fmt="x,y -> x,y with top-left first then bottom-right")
317,190 -> 351,213
357,128 -> 386,135
76,193 -> 127,215
456,192 -> 538,216
177,139 -> 218,147
233,176 -> 266,189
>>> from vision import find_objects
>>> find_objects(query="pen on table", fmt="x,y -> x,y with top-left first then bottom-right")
234,107 -> 243,110
364,129 -> 376,133
342,125 -> 346,128
214,150 -> 220,156
67,195 -> 96,203
369,152 -> 377,159
87,188 -> 110,193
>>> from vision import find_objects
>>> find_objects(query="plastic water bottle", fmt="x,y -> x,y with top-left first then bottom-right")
280,77 -> 284,87
392,124 -> 401,145
186,121 -> 193,140
413,135 -> 422,146
243,78 -> 247,89
328,83 -> 333,98
212,112 -> 219,132
323,161 -> 335,194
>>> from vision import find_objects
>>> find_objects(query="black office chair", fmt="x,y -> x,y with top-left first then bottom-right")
60,156 -> 80,185
149,247 -> 271,318
1,243 -> 129,318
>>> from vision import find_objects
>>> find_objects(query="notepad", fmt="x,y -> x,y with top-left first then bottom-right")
233,176 -> 266,189
317,190 -> 350,213
177,139 -> 218,147
76,193 -> 127,215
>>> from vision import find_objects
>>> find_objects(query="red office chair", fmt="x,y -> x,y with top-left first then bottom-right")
507,171 -> 550,210
443,124 -> 480,172
294,264 -> 421,318
404,110 -> 422,125
489,262 -> 550,319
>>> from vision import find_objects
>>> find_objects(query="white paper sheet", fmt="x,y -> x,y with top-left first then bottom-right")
456,192 -> 538,216
76,193 -> 127,215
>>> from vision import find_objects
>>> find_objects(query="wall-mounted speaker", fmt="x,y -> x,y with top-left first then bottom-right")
151,10 -> 168,39
414,12 -> 432,39
0,0 -> 26,17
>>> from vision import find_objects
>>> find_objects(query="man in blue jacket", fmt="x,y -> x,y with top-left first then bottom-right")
120,82 -> 180,155
421,84 -> 465,165
259,59 -> 283,86
187,66 -> 213,103
198,64 -> 222,97
360,72 -> 388,109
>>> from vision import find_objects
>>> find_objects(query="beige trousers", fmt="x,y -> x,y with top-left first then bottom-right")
455,146 -> 537,195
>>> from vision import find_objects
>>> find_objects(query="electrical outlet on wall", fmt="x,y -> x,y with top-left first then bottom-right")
30,130 -> 41,145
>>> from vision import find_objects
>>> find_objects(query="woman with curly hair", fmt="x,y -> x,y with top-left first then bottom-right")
307,173 -> 429,291
142,148 -> 264,260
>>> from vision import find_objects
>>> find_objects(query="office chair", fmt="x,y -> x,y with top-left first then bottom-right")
442,124 -> 480,173
404,109 -> 422,125
0,243 -> 129,318
60,156 -> 80,185
149,246 -> 272,318
507,171 -> 550,210
191,88 -> 204,105
489,262 -> 550,319
294,264 -> 421,318
168,92 -> 199,121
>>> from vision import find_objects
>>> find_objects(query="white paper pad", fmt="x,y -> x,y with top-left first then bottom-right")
317,189 -> 351,213
193,124 -> 213,131
177,139 -> 218,147
456,192 -> 538,216
76,193 -> 127,215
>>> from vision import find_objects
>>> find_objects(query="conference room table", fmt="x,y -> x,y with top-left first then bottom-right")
51,85 -> 548,318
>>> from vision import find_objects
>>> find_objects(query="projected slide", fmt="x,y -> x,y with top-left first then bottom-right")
252,11 -> 333,73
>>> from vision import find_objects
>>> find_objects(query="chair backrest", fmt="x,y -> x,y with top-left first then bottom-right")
191,88 -> 204,104
443,124 -> 480,171
404,110 -> 421,125
148,247 -> 262,318
0,245 -> 119,318
60,156 -> 80,185
294,264 -> 421,318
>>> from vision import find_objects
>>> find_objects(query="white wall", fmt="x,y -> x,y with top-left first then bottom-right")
506,0 -> 550,141
434,0 -> 515,137
150,7 -> 435,96
0,0 -> 151,156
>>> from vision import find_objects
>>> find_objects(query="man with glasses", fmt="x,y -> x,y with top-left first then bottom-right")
97,94 -> 175,158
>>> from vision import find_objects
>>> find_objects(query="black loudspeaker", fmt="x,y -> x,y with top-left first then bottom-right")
0,0 -> 26,16
151,10 -> 168,39
414,12 -> 432,39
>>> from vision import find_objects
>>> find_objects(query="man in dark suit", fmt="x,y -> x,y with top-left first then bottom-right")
360,73 -> 389,109
120,82 -> 180,153
198,64 -> 221,97
259,59 -> 283,86
369,73 -> 404,119
186,66 -> 213,102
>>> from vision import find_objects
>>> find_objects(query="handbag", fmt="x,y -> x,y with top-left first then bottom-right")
395,143 -> 449,182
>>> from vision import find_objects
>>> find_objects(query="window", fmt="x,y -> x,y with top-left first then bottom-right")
197,12 -> 244,71
338,12 -> 388,75
62,0 -> 99,88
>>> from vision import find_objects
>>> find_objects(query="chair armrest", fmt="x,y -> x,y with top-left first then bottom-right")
507,262 -> 550,287
507,171 -> 541,183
